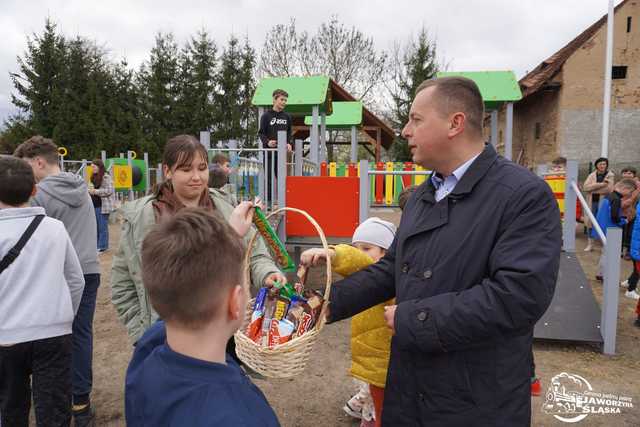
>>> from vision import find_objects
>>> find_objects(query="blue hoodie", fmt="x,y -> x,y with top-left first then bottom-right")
125,321 -> 280,427
591,191 -> 626,240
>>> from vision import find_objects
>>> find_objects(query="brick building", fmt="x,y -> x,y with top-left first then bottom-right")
491,0 -> 640,173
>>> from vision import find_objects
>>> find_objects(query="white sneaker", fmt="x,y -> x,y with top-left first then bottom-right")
343,393 -> 364,420
620,280 -> 629,288
625,290 -> 640,300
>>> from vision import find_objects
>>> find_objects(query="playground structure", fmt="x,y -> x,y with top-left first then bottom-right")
58,148 -> 158,203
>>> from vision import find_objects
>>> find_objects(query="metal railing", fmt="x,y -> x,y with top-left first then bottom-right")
553,160 -> 622,355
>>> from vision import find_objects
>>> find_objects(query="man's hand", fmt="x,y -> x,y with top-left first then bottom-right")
300,248 -> 335,267
287,143 -> 293,152
264,271 -> 287,288
384,305 -> 397,334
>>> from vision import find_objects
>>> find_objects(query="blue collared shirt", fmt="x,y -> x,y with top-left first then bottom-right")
431,153 -> 481,202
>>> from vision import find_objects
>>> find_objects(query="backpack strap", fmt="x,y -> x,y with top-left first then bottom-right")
0,214 -> 45,274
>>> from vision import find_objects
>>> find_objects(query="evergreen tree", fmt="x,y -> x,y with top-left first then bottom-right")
387,28 -> 440,161
239,38 -> 257,146
138,32 -> 180,154
175,30 -> 217,136
9,18 -> 66,138
214,36 -> 244,142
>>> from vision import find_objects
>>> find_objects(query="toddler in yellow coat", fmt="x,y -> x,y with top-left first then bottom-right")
301,217 -> 396,427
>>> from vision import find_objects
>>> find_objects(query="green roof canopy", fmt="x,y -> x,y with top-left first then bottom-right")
251,76 -> 331,115
303,101 -> 362,128
436,71 -> 522,109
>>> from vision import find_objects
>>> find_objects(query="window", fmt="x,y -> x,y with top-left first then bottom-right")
627,16 -> 632,33
535,123 -> 541,140
612,66 -> 628,79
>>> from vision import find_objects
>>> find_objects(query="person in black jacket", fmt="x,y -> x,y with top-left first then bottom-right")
327,76 -> 562,426
258,89 -> 292,204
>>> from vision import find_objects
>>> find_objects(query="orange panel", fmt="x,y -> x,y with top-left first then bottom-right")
286,177 -> 359,238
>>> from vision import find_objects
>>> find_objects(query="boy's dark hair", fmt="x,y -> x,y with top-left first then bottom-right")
621,166 -> 637,176
211,153 -> 229,166
617,178 -> 638,192
208,165 -> 228,189
398,185 -> 418,211
416,77 -> 484,136
552,157 -> 567,166
0,156 -> 35,206
141,208 -> 245,329
13,135 -> 59,165
272,89 -> 288,99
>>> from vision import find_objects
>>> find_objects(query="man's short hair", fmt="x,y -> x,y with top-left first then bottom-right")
211,153 -> 229,166
415,77 -> 484,135
272,89 -> 288,99
617,178 -> 638,192
141,208 -> 245,329
208,165 -> 228,189
552,157 -> 567,166
621,167 -> 637,176
13,135 -> 59,165
398,185 -> 418,211
0,156 -> 35,206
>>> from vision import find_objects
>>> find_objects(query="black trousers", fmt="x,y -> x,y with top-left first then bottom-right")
0,334 -> 72,427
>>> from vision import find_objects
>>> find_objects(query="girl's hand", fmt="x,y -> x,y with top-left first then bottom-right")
229,201 -> 256,237
300,248 -> 335,267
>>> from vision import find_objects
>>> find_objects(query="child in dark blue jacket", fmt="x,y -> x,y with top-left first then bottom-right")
592,179 -> 638,280
125,208 -> 280,427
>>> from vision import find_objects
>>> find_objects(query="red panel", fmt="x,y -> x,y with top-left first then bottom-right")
403,162 -> 413,187
320,162 -> 328,176
375,162 -> 384,204
286,177 -> 359,238
348,163 -> 357,177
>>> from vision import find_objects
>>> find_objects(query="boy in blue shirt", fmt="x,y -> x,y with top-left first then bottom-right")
125,208 -> 280,426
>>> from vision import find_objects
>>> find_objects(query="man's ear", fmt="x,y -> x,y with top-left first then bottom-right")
448,112 -> 466,139
227,285 -> 245,321
30,185 -> 37,197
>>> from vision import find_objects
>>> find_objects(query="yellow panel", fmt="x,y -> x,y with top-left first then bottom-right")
329,162 -> 337,177
415,165 -> 426,185
385,162 -> 394,205
113,165 -> 133,189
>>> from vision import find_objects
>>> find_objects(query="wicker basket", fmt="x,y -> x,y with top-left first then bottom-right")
234,207 -> 332,378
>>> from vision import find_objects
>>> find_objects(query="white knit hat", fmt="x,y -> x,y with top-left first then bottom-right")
351,217 -> 397,250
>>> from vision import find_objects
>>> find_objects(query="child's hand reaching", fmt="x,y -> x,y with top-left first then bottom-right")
300,248 -> 336,267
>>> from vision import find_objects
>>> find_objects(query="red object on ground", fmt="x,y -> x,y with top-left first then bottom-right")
375,162 -> 384,204
286,177 -> 359,238
320,162 -> 328,176
531,378 -> 542,396
369,384 -> 384,427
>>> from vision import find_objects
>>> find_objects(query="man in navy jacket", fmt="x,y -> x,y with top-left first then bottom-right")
328,77 -> 562,426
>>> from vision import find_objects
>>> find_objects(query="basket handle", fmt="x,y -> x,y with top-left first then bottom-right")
243,207 -> 332,332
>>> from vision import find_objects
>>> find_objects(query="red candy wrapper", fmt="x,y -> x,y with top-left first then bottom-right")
268,319 -> 295,347
246,310 -> 264,343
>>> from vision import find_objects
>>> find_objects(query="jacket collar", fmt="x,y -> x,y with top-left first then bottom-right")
419,143 -> 498,203
0,206 -> 46,220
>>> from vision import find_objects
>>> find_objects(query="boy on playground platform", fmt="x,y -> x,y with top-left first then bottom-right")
301,217 -> 397,427
125,208 -> 280,427
209,154 -> 238,206
0,156 -> 84,427
592,179 -> 638,281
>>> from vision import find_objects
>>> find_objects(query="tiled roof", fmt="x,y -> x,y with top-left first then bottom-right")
519,0 -> 628,99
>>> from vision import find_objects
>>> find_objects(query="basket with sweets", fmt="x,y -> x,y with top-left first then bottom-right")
234,207 -> 331,379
